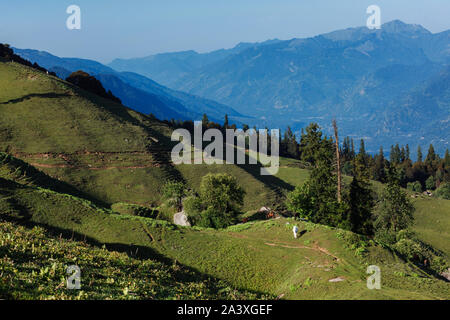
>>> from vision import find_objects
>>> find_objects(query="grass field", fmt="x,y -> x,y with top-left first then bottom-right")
0,60 -> 449,300
1,155 -> 448,299
0,219 -> 265,300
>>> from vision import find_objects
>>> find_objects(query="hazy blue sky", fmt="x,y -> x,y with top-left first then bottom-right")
1,0 -> 449,63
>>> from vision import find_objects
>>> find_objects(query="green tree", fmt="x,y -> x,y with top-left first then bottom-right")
282,126 -> 299,159
223,114 -> 229,129
185,173 -> 245,229
286,183 -> 314,219
445,149 -> 450,167
425,144 -> 437,165
390,144 -> 401,165
375,169 -> 415,234
288,124 -> 346,227
407,181 -> 422,193
348,152 -> 374,235
425,175 -> 436,190
373,146 -> 386,182
202,113 -> 209,127
162,181 -> 187,211
299,123 -> 323,164
435,183 -> 450,200
417,145 -> 423,163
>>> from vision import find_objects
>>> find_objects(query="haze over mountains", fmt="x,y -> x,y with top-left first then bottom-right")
110,20 -> 450,155
13,20 -> 450,155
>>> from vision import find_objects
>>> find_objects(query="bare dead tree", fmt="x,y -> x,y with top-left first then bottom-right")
332,119 -> 342,203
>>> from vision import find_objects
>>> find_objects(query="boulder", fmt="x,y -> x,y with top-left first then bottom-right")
441,268 -> 450,281
173,211 -> 191,227
258,206 -> 271,213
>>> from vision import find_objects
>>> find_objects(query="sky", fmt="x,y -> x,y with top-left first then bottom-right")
1,0 -> 449,63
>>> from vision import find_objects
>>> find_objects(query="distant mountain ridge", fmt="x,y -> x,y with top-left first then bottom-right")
108,39 -> 283,85
106,20 -> 450,154
12,48 -> 243,123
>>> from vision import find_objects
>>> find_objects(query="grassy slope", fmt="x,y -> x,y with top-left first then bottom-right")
0,220 -> 262,300
0,161 -> 263,300
411,197 -> 450,260
0,61 -> 283,209
1,156 -> 448,300
0,61 -> 448,299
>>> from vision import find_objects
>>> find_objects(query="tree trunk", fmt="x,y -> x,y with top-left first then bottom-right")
332,120 -> 342,203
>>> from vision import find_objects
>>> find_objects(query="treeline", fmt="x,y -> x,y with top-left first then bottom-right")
280,123 -> 450,192
285,123 -> 448,271
162,114 -> 450,195
160,113 -> 252,135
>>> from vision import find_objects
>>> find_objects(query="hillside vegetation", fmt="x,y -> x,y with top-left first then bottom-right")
1,152 -> 448,299
0,61 -> 282,208
0,59 -> 449,300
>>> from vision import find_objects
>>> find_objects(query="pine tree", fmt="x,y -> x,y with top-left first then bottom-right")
400,146 -> 406,163
425,144 -> 437,165
299,123 -> 323,165
359,139 -> 366,156
287,125 -> 346,227
348,147 -> 374,235
445,149 -> 450,165
351,139 -> 355,160
374,146 -> 386,182
202,113 -> 209,127
417,145 -> 423,163
223,114 -> 229,129
390,144 -> 401,165
405,144 -> 410,161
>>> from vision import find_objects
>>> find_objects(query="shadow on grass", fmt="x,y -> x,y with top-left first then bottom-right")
1,213 -> 269,298
0,93 -> 71,104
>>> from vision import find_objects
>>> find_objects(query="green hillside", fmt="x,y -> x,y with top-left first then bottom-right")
0,61 -> 283,209
0,218 -> 262,300
1,153 -> 448,299
0,59 -> 449,300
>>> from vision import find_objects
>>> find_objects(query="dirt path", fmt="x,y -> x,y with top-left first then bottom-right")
30,162 -> 162,170
227,231 -> 340,261
264,241 -> 340,261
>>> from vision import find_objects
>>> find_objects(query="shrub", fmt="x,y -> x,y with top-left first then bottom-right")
393,238 -> 424,261
196,206 -> 235,229
425,175 -> 436,190
111,203 -> 157,218
374,229 -> 397,246
435,183 -> 450,200
184,173 -> 245,229
183,196 -> 203,224
430,256 -> 448,274
407,181 -> 422,193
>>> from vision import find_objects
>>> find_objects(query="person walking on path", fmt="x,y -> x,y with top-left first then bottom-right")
293,225 -> 299,238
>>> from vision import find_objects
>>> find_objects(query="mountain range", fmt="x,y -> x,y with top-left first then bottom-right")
109,20 -> 450,154
12,20 -> 450,155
